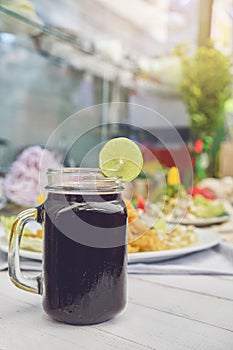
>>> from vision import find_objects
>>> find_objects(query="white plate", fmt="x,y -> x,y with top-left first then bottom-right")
167,215 -> 229,227
0,236 -> 42,261
0,229 -> 221,263
0,222 -> 42,260
128,229 -> 222,263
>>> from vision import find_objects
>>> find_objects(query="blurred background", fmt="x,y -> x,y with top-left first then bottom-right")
0,0 -> 232,172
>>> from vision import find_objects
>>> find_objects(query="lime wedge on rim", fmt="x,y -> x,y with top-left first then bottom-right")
99,137 -> 143,182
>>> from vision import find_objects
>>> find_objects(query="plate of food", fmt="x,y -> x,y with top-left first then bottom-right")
126,202 -> 222,263
0,237 -> 42,260
160,189 -> 230,227
128,229 -> 221,263
0,216 -> 43,260
0,204 -> 222,263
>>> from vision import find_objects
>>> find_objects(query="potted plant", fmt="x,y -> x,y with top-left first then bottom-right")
177,42 -> 232,178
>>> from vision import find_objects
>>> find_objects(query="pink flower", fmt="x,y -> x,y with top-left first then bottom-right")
3,146 -> 61,206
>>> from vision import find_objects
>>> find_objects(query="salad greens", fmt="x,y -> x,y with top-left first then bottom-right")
191,195 -> 226,219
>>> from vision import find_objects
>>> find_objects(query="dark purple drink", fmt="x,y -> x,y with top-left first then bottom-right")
42,191 -> 127,325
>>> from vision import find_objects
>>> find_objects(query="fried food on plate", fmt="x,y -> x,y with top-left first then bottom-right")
125,200 -> 198,254
125,200 -> 168,253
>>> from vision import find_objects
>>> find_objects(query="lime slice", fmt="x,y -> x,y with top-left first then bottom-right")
99,137 -> 143,182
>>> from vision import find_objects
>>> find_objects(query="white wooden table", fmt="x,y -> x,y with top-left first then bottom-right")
0,272 -> 233,349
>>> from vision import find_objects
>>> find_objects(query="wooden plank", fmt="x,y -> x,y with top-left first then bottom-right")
127,277 -> 233,331
132,275 -> 233,301
1,272 -> 233,349
0,319 -> 148,350
1,277 -> 233,350
0,273 -> 146,350
0,294 -> 147,349
96,303 -> 233,350
216,275 -> 233,281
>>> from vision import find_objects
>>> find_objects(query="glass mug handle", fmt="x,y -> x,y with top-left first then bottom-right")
8,207 -> 43,295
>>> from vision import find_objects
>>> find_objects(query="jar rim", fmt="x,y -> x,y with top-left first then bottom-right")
47,167 -> 117,176
46,167 -> 123,194
48,167 -> 101,173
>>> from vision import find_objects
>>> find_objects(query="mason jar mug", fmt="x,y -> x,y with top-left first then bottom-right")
9,168 -> 128,325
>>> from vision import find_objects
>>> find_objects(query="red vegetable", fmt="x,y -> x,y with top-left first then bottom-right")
188,186 -> 216,200
137,195 -> 146,211
194,140 -> 204,154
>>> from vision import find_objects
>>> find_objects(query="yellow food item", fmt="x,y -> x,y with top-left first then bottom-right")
37,193 -> 46,205
125,201 -> 168,252
167,167 -> 180,186
125,200 -> 138,223
128,245 -> 140,253
1,216 -> 43,252
23,229 -> 43,240
128,228 -> 167,252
